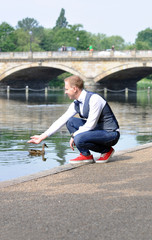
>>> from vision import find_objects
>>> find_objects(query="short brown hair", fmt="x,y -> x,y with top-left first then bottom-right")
64,75 -> 84,90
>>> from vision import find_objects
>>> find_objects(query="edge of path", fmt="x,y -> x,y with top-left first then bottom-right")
1,142 -> 152,188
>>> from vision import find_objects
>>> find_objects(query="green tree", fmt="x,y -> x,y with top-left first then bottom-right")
14,29 -> 29,51
68,24 -> 89,50
0,22 -> 16,51
86,33 -> 125,50
124,42 -> 136,50
41,24 -> 89,51
41,28 -> 64,51
14,28 -> 42,52
54,8 -> 68,29
17,17 -> 39,31
135,28 -> 152,49
135,41 -> 150,50
16,18 -> 44,51
49,72 -> 72,88
86,33 -> 106,50
107,36 -> 125,50
40,29 -> 56,51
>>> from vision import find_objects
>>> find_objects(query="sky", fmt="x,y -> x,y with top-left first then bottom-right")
1,0 -> 152,43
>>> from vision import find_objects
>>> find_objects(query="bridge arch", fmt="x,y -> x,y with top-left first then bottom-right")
0,62 -> 85,82
94,62 -> 152,83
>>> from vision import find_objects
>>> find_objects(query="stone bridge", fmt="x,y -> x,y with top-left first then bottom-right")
0,50 -> 152,90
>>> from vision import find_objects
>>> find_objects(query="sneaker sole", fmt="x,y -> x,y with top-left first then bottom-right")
69,159 -> 94,164
95,150 -> 114,163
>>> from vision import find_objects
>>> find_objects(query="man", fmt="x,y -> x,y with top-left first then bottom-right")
28,75 -> 120,163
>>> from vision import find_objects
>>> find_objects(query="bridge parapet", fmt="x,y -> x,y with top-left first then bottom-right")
1,50 -> 152,60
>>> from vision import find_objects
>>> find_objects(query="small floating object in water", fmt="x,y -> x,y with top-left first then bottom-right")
28,143 -> 48,156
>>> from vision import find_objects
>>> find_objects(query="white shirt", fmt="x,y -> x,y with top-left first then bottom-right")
44,89 -> 106,137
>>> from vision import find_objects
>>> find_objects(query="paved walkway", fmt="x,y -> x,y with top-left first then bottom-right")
1,143 -> 152,240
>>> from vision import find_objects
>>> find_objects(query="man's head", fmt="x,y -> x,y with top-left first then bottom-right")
64,75 -> 84,100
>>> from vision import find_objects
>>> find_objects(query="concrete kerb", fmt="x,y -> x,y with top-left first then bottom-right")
0,162 -> 86,189
1,142 -> 152,189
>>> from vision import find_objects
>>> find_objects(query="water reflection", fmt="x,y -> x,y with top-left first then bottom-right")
0,90 -> 152,181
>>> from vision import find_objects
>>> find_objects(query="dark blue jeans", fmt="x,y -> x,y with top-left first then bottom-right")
66,117 -> 120,156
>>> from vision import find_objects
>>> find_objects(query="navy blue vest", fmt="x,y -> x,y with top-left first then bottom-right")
74,91 -> 119,132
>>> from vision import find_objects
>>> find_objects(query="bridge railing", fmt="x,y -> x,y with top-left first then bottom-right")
1,50 -> 152,59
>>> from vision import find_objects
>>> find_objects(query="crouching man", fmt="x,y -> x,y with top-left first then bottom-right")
28,75 -> 120,163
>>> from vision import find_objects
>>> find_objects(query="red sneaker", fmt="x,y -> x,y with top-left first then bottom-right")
69,153 -> 94,164
96,147 -> 114,163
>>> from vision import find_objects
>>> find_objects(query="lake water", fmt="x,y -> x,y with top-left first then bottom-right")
1,89 -> 152,181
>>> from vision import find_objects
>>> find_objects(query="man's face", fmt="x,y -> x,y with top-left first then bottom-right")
64,80 -> 77,100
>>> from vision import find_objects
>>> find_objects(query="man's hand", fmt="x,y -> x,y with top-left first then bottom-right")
27,134 -> 47,144
70,137 -> 75,151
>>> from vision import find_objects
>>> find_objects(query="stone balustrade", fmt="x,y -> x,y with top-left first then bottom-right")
0,50 -> 152,59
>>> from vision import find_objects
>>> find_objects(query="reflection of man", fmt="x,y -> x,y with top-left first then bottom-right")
28,75 -> 120,164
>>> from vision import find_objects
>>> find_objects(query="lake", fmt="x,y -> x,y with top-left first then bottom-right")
0,89 -> 152,181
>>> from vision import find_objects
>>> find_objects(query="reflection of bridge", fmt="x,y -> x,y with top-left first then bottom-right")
0,93 -> 151,135
1,50 -> 152,89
